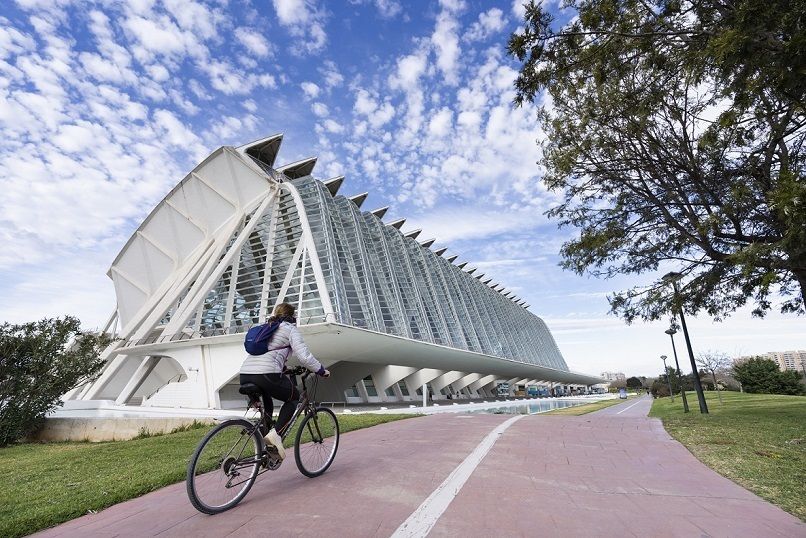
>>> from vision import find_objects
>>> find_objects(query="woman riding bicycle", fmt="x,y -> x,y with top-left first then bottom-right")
239,303 -> 330,460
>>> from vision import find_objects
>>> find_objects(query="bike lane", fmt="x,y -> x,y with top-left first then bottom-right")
33,405 -> 805,537
32,413 -> 512,537
428,406 -> 804,537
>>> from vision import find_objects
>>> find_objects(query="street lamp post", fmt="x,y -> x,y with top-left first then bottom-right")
665,327 -> 690,413
661,355 -> 674,401
662,271 -> 709,414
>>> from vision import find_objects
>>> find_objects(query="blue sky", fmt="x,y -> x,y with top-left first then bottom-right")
1,0 -> 803,377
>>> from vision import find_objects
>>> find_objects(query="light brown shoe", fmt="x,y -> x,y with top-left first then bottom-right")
264,428 -> 285,460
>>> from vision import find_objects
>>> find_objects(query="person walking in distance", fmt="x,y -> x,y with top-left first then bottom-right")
239,303 -> 330,459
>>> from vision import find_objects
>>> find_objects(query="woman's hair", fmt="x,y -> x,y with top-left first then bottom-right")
273,302 -> 296,319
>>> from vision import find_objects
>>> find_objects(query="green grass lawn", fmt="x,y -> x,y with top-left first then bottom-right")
542,395 -> 635,415
0,413 -> 418,538
650,391 -> 806,521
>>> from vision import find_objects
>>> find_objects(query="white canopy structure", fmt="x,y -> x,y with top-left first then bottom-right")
70,135 -> 603,409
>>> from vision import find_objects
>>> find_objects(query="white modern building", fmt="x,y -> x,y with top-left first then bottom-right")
735,351 -> 806,373
600,372 -> 626,382
68,135 -> 603,409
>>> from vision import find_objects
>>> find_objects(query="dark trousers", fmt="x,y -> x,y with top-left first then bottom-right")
240,373 -> 299,433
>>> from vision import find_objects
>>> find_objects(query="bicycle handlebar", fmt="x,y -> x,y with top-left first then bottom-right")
285,365 -> 312,377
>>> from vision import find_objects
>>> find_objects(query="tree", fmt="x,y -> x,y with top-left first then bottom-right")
731,357 -> 805,395
609,379 -> 627,392
626,376 -> 643,389
508,0 -> 806,322
696,350 -> 731,403
650,378 -> 670,398
0,317 -> 110,446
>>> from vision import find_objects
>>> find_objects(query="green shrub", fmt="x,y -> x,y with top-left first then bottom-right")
732,357 -> 805,395
0,317 -> 110,446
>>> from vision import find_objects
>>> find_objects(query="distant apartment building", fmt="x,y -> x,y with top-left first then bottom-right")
734,351 -> 806,372
600,371 -> 626,382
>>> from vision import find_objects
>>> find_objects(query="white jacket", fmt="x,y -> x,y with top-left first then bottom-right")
239,321 -> 324,375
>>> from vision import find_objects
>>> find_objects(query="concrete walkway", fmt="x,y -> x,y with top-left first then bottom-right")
35,397 -> 804,537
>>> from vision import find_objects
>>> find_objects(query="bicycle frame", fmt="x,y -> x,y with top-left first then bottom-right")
239,367 -> 321,448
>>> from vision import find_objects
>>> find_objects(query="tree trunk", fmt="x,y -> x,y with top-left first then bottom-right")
796,269 -> 806,312
712,370 -> 722,404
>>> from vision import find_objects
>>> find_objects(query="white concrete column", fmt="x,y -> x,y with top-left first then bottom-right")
481,379 -> 501,398
402,369 -> 445,400
451,373 -> 484,398
314,361 -> 375,402
452,373 -> 483,392
114,356 -> 159,405
430,371 -> 466,398
371,365 -> 419,402
468,374 -> 496,392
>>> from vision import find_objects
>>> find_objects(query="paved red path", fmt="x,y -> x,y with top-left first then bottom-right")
35,398 -> 804,537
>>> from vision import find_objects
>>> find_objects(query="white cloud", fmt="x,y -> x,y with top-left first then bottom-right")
235,27 -> 272,57
428,107 -> 453,138
466,8 -> 506,41
375,0 -> 402,18
431,3 -> 463,85
301,81 -> 320,99
319,60 -> 344,89
406,204 -> 548,243
272,0 -> 310,25
322,119 -> 344,133
311,102 -> 329,117
271,0 -> 327,54
512,0 -> 526,18
123,15 -> 189,56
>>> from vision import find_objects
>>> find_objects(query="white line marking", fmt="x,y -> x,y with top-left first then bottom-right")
390,415 -> 524,538
616,399 -> 644,415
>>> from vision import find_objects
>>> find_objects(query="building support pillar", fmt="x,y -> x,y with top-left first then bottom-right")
115,356 -> 160,405
451,373 -> 484,397
402,369 -> 445,401
371,365 -> 419,402
430,371 -> 467,399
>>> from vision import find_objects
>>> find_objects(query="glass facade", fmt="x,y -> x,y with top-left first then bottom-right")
158,171 -> 568,371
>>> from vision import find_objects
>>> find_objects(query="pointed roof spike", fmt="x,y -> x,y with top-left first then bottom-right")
524,303 -> 531,309
489,282 -> 499,288
419,238 -> 435,248
482,278 -> 493,284
277,156 -> 317,179
240,134 -> 283,167
475,273 -> 485,279
370,206 -> 389,218
387,218 -> 406,229
446,255 -> 458,263
323,176 -> 344,196
457,262 -> 468,269
434,247 -> 448,256
466,267 -> 477,274
404,229 -> 422,239
348,192 -> 368,208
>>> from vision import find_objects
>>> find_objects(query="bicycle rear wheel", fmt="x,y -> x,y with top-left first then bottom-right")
294,407 -> 340,477
186,419 -> 262,514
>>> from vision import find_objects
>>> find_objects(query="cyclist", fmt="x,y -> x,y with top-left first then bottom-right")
239,302 -> 330,460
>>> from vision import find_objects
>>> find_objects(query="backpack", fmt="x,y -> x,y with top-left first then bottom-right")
244,321 -> 290,355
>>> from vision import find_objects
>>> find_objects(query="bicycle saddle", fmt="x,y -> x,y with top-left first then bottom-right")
238,383 -> 262,396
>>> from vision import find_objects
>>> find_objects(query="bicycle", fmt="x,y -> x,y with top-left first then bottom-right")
186,366 -> 340,515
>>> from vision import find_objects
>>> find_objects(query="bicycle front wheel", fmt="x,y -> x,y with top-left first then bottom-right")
186,419 -> 262,514
294,407 -> 340,477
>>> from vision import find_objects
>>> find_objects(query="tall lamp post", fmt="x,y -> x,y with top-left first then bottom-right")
661,355 -> 674,402
662,271 -> 709,414
665,328 -> 690,413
